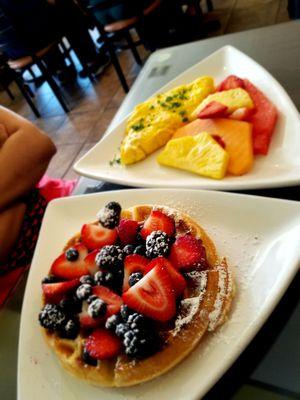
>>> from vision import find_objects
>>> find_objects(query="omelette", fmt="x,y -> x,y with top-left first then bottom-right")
120,76 -> 215,165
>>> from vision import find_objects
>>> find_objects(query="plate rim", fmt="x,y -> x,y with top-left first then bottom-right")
18,188 -> 300,399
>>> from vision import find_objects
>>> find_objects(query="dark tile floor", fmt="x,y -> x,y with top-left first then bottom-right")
0,0 -> 290,181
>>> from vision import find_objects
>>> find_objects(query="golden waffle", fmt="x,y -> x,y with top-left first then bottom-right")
41,205 -> 234,387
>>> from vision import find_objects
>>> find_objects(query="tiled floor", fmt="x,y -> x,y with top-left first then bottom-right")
0,0 -> 290,181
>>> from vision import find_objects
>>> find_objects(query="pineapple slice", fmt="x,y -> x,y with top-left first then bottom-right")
191,88 -> 254,118
157,132 -> 229,180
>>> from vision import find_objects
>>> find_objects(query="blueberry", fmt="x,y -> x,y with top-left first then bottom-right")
145,231 -> 170,258
82,348 -> 97,366
41,275 -> 58,284
105,314 -> 122,331
38,304 -> 66,331
58,318 -> 80,339
79,275 -> 94,285
115,323 -> 130,337
86,294 -> 98,305
76,284 -> 92,300
94,270 -> 115,287
128,272 -> 143,287
95,245 -> 124,269
120,305 -> 133,321
97,201 -> 121,229
88,298 -> 107,318
65,248 -> 79,261
133,245 -> 146,256
123,244 -> 135,255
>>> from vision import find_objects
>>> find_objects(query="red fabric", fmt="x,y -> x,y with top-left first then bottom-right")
0,267 -> 27,308
36,175 -> 77,201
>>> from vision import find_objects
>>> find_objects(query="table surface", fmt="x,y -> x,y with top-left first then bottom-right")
1,20 -> 300,400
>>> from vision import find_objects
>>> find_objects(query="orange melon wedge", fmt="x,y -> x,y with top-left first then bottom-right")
173,118 -> 253,176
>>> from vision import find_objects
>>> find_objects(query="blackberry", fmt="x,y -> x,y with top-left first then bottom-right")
76,284 -> 92,300
59,296 -> 82,314
38,304 -> 66,331
58,318 -> 80,339
94,270 -> 115,287
97,201 -> 121,229
128,272 -> 143,287
105,314 -> 122,331
123,330 -> 159,359
127,313 -> 149,332
120,305 -> 133,321
88,298 -> 107,318
41,275 -> 58,284
115,323 -> 130,338
95,245 -> 124,269
65,247 -> 79,261
79,275 -> 94,285
145,231 -> 170,258
133,245 -> 146,256
123,244 -> 135,255
82,348 -> 97,366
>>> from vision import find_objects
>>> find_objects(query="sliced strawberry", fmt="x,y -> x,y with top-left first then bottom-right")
84,249 -> 99,275
118,219 -> 139,245
85,328 -> 121,360
140,210 -> 175,240
217,75 -> 244,91
79,301 -> 103,329
81,223 -> 118,251
145,257 -> 186,297
123,264 -> 176,322
229,107 -> 255,121
212,134 -> 226,149
123,254 -> 149,292
42,279 -> 79,304
197,101 -> 228,119
169,234 -> 207,271
93,286 -> 123,317
50,243 -> 89,280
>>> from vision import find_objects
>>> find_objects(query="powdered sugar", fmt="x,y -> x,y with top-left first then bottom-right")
208,266 -> 227,331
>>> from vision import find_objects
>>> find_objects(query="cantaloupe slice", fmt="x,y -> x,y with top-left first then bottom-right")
173,118 -> 253,176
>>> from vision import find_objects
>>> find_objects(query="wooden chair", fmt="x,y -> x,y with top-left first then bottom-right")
78,0 -> 161,93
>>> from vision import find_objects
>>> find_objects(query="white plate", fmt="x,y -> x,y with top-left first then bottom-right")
18,189 -> 300,400
73,45 -> 300,190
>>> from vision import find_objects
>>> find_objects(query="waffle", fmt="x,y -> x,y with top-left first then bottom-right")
41,205 -> 234,387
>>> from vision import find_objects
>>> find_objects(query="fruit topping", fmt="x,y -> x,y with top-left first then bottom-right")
128,272 -> 143,287
79,301 -> 103,329
38,304 -> 66,331
82,348 -> 98,366
81,223 -> 118,251
83,250 -> 100,275
118,219 -> 139,245
115,323 -> 130,337
79,275 -> 94,285
105,314 -> 122,331
145,230 -> 171,258
217,75 -> 244,91
145,257 -> 186,297
92,285 -> 123,317
97,201 -> 121,229
41,275 -> 59,284
122,263 -> 176,322
65,247 -> 79,261
88,298 -> 107,318
50,243 -> 89,280
140,210 -> 175,240
123,244 -> 135,255
58,318 -> 80,340
95,245 -> 124,269
42,279 -> 79,304
169,234 -> 207,271
94,270 -> 116,288
133,245 -> 146,256
59,296 -> 82,314
123,254 -> 148,292
197,100 -> 228,119
84,328 -> 121,360
76,284 -> 93,300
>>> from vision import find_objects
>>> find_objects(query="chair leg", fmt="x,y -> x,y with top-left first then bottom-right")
36,59 -> 70,113
5,85 -> 14,100
106,43 -> 129,93
14,74 -> 40,118
60,39 -> 76,70
124,31 -> 142,66
24,82 -> 35,98
28,66 -> 36,79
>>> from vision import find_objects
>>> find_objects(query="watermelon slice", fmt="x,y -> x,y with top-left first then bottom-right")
243,79 -> 278,155
217,75 -> 244,91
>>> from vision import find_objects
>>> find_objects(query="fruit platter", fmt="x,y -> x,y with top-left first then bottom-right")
74,46 -> 300,190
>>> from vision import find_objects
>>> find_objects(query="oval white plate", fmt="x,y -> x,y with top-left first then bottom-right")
18,189 -> 300,399
73,46 -> 300,190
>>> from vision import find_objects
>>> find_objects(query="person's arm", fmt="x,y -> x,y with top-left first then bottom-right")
0,107 -> 56,210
